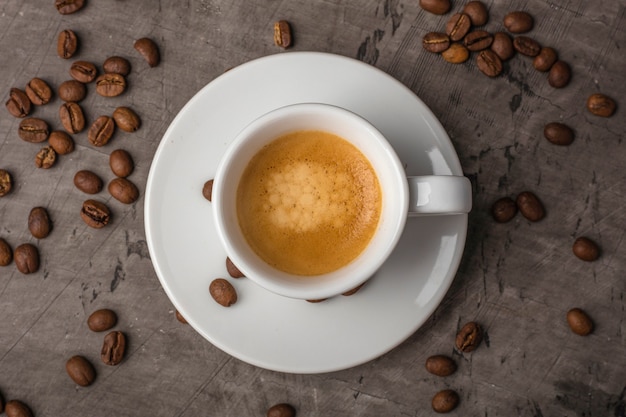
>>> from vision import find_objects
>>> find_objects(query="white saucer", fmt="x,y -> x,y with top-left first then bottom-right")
144,52 -> 468,374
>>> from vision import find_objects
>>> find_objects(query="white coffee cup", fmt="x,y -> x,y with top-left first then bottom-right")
212,103 -> 471,300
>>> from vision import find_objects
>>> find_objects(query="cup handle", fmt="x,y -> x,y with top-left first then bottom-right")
407,175 -> 472,215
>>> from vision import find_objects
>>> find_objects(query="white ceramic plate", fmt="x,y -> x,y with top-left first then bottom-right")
145,52 -> 468,374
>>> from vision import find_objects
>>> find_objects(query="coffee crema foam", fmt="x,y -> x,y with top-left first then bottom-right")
236,130 -> 382,276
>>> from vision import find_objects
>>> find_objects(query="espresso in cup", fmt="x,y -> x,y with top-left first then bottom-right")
236,130 -> 381,276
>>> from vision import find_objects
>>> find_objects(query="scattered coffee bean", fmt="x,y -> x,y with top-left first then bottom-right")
516,191 -> 545,221
425,354 -> 457,377
476,49 -> 503,77
533,47 -> 558,72
55,0 -> 85,14
202,179 -> 214,202
109,149 -> 134,178
4,400 -> 33,417
95,73 -> 127,97
65,355 -> 96,386
112,106 -> 141,132
491,32 -> 514,61
19,117 -> 49,143
455,321 -> 483,353
572,236 -> 600,261
209,278 -> 237,307
445,13 -> 471,42
0,238 -> 12,266
548,61 -> 571,88
81,199 -> 111,228
14,243 -> 39,274
101,331 -> 126,365
25,78 -> 53,105
0,169 -> 13,197
74,170 -> 103,194
108,177 -> 139,204
35,146 -> 57,169
87,308 -> 118,332
464,30 -> 493,51
513,36 -> 541,57
175,310 -> 188,324
586,93 -> 616,117
419,0 -> 451,15
88,116 -> 115,147
491,197 -> 517,223
567,308 -> 594,336
273,20 -> 293,49
134,37 -> 160,67
267,403 -> 296,417
442,43 -> 469,64
423,32 -> 451,53
503,11 -> 534,33
342,282 -> 365,296
103,56 -> 131,76
49,131 -> 75,154
59,101 -> 85,134
306,298 -> 327,303
70,60 -> 98,83
543,122 -> 574,146
28,207 -> 52,239
58,79 -> 87,102
462,1 -> 488,26
57,29 -> 78,59
432,389 -> 459,413
6,88 -> 32,118
226,257 -> 245,278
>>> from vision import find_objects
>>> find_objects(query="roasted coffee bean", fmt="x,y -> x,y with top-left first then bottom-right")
109,149 -> 134,178
503,11 -> 534,33
586,93 -> 616,117
0,169 -> 12,197
425,354 -> 457,377
419,0 -> 451,15
87,308 -> 118,332
35,146 -> 57,169
81,199 -> 111,228
533,47 -> 558,72
567,308 -> 594,336
19,118 -> 49,143
175,310 -> 188,324
56,0 -> 85,14
14,243 -> 39,274
491,32 -> 514,61
442,43 -> 469,64
463,1 -> 488,26
342,282 -> 365,296
210,278 -> 237,307
572,237 -> 600,262
306,298 -> 327,303
57,29 -> 78,59
59,101 -> 85,134
423,32 -> 451,53
464,30 -> 493,51
516,191 -> 544,222
58,79 -> 86,102
112,106 -> 141,132
134,37 -> 160,67
65,355 -> 96,386
226,257 -> 245,278
445,13 -> 471,42
70,60 -> 97,83
29,207 -> 52,239
267,403 -> 296,417
88,116 -> 115,147
202,179 -> 214,201
108,177 -> 139,204
101,331 -> 126,365
513,36 -> 541,57
273,20 -> 293,49
491,197 -> 517,223
49,131 -> 75,155
476,49 -> 503,77
548,61 -> 571,88
544,122 -> 574,146
432,389 -> 459,413
0,238 -> 12,266
95,73 -> 127,97
103,56 -> 131,76
455,321 -> 483,353
5,400 -> 34,417
74,170 -> 104,194
25,78 -> 53,105
6,88 -> 31,118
